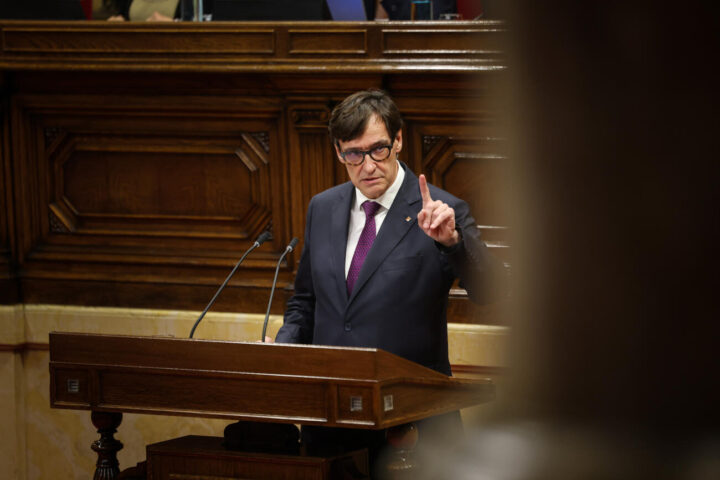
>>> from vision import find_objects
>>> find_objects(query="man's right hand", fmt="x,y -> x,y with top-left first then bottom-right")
417,174 -> 460,248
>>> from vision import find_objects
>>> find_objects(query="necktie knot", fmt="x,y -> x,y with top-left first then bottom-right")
362,200 -> 381,218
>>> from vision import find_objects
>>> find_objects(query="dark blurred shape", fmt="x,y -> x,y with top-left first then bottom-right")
416,0 -> 720,478
326,0 -> 367,21
504,0 -> 720,439
380,0 -> 456,20
80,0 -> 91,18
223,421 -> 300,454
456,0 -> 482,19
0,0 -> 85,19
212,0 -> 327,21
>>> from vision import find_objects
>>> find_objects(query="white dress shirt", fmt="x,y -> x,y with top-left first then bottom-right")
345,161 -> 406,278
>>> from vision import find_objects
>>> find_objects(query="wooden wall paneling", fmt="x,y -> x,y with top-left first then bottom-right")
10,92 -> 45,266
10,85 -> 298,312
0,73 -> 19,303
395,89 -> 509,325
0,21 -> 506,73
286,98 -> 341,252
404,119 -> 508,258
0,23 -> 508,322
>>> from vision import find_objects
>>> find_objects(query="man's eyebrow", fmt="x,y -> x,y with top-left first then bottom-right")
343,140 -> 391,151
356,140 -> 390,150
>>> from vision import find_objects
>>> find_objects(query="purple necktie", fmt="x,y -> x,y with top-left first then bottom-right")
347,200 -> 381,295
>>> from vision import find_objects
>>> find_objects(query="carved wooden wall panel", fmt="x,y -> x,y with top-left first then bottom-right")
286,100 -> 353,239
398,90 -> 510,324
398,88 -> 509,261
10,88 -> 293,311
0,22 -> 507,324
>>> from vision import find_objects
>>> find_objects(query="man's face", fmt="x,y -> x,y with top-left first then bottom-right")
335,115 -> 402,200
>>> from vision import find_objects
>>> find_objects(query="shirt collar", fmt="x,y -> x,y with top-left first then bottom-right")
353,160 -> 405,212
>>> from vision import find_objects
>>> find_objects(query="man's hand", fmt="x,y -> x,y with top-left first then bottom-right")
417,174 -> 460,247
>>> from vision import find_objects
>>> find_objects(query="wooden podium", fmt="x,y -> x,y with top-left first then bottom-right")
49,332 -> 494,479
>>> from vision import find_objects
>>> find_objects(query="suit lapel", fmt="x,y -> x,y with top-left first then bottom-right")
330,183 -> 354,302
347,165 -> 422,306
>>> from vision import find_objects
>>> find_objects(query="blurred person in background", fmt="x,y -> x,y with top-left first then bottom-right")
103,0 -> 193,21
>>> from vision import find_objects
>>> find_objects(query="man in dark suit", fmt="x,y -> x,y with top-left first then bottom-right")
274,89 -> 500,473
276,89 -> 499,373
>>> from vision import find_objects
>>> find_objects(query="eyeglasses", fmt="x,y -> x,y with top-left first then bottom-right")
338,143 -> 394,166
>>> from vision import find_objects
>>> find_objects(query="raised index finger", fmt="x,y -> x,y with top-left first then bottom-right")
419,174 -> 433,205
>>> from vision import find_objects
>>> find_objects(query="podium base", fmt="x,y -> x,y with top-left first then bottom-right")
147,435 -> 369,480
223,420 -> 300,454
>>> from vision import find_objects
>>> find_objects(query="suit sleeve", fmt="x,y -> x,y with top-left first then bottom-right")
274,199 -> 316,344
439,198 -> 507,305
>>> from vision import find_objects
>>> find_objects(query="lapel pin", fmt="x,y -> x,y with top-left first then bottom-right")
405,216 -> 411,222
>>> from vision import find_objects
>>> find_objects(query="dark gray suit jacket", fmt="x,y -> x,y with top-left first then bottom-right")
275,163 -> 500,375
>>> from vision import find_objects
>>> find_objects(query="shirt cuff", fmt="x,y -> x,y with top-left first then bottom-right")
435,228 -> 463,255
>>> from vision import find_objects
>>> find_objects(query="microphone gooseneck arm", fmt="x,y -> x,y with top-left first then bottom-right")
262,237 -> 299,342
189,231 -> 271,339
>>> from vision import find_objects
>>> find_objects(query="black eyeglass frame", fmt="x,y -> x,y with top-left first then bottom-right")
337,141 -> 395,166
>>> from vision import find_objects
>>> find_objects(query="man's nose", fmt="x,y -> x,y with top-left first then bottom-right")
362,156 -> 376,172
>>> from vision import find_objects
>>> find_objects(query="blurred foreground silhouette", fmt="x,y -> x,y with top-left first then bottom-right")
412,1 -> 720,479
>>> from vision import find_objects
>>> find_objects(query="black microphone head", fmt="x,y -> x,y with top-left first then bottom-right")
288,237 -> 299,252
256,231 -> 272,246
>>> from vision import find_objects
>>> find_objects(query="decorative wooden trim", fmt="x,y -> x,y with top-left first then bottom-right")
248,132 -> 270,154
0,21 -> 506,73
382,28 -> 504,55
0,26 -> 277,55
422,135 -> 445,156
287,29 -> 367,55
43,126 -> 63,148
0,342 -> 50,352
451,364 -> 506,376
1,341 -> 502,377
291,108 -> 329,127
48,209 -> 71,233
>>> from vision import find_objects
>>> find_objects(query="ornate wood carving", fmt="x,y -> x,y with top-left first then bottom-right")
90,411 -> 123,480
422,135 -> 444,156
48,210 -> 70,233
43,126 -> 63,148
249,132 -> 270,154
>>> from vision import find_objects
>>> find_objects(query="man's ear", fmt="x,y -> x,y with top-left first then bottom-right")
395,129 -> 403,153
334,141 -> 344,160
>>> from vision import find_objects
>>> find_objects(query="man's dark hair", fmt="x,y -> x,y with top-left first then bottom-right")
328,89 -> 403,144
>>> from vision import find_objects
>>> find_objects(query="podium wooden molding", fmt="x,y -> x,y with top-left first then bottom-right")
50,332 -> 494,429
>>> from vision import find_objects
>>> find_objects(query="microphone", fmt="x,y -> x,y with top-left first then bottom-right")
261,237 -> 299,342
189,231 -> 271,339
